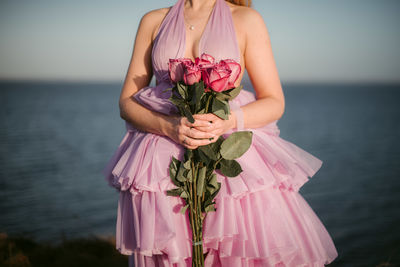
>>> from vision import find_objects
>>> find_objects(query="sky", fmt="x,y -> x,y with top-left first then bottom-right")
0,0 -> 399,83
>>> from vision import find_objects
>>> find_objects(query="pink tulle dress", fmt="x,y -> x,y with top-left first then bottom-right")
102,0 -> 338,265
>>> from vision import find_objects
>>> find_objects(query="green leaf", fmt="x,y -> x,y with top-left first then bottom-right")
219,158 -> 243,177
214,85 -> 242,101
177,106 -> 185,118
197,108 -> 206,114
169,157 -> 181,186
169,95 -> 185,108
166,187 -> 183,197
180,190 -> 189,199
197,166 -> 206,196
180,204 -> 189,214
162,86 -> 174,93
222,100 -> 230,115
197,136 -> 223,163
208,173 -> 218,189
186,169 -> 193,182
213,108 -> 229,120
220,131 -> 253,160
195,148 -> 211,165
211,97 -> 225,112
226,85 -> 242,100
210,182 -> 221,200
215,92 -> 230,101
206,173 -> 220,195
211,98 -> 229,120
176,162 -> 186,182
169,156 -> 179,177
205,204 -> 216,212
198,144 -> 218,161
203,181 -> 220,212
182,105 -> 195,123
183,160 -> 191,170
199,93 -> 209,113
177,81 -> 188,100
209,136 -> 224,152
190,81 -> 205,112
184,149 -> 193,161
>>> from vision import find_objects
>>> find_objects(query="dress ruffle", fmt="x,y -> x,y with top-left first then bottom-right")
102,88 -> 338,266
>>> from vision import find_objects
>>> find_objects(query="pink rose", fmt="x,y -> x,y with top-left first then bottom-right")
183,61 -> 202,85
168,58 -> 192,83
195,53 -> 215,69
220,59 -> 241,89
202,62 -> 232,92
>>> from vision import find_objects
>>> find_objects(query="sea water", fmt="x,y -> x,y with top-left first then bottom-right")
0,80 -> 399,266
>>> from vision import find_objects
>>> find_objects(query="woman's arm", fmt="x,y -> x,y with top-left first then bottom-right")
192,7 -> 285,136
241,8 -> 285,128
118,9 -> 215,149
119,9 -> 167,135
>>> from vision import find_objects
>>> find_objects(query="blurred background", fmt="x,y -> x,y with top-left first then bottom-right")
0,0 -> 399,266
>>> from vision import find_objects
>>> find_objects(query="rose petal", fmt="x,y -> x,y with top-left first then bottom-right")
209,76 -> 229,92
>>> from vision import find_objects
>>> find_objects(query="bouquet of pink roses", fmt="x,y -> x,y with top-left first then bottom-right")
165,53 -> 253,267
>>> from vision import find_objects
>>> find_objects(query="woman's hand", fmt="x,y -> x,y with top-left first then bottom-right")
191,112 -> 237,144
166,115 -> 218,149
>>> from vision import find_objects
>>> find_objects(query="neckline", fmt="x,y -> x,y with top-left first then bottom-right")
180,0 -> 219,61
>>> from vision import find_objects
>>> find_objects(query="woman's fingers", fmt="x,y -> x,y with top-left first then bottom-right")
185,126 -> 216,139
177,114 -> 228,149
181,114 -> 222,128
193,113 -> 219,122
181,117 -> 212,128
171,116 -> 215,149
178,120 -> 215,149
181,135 -> 214,148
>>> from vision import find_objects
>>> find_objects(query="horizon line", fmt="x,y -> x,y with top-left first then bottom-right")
1,78 -> 400,87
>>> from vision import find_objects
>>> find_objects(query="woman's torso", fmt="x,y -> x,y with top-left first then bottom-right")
129,0 -> 280,143
148,0 -> 247,86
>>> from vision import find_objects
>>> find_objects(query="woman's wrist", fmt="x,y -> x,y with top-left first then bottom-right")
231,106 -> 244,130
160,114 -> 178,137
229,110 -> 237,130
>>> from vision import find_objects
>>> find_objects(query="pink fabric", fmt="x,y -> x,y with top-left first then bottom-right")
103,0 -> 338,265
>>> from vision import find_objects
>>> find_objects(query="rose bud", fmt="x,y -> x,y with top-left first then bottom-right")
168,58 -> 192,83
220,59 -> 241,89
202,63 -> 232,92
201,53 -> 215,63
183,61 -> 202,85
195,53 -> 215,69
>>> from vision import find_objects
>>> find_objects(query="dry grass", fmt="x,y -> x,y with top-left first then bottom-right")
0,232 -> 128,267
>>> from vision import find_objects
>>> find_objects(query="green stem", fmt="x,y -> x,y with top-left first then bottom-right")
198,195 -> 203,265
190,161 -> 205,267
213,157 -> 222,171
199,222 -> 204,264
192,162 -> 198,265
188,179 -> 197,266
205,94 -> 213,113
191,161 -> 201,266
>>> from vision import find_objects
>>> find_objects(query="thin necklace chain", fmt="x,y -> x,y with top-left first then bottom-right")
183,2 -> 215,30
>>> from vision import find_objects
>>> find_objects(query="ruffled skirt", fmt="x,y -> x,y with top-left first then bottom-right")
102,89 -> 338,266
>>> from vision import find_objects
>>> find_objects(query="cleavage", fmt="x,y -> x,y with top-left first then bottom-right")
182,0 -> 217,61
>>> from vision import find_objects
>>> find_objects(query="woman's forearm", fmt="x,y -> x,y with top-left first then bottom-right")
119,92 -> 284,138
240,96 -> 285,129
119,96 -> 175,136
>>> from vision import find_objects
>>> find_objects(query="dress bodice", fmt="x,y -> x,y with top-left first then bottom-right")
151,0 -> 241,84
